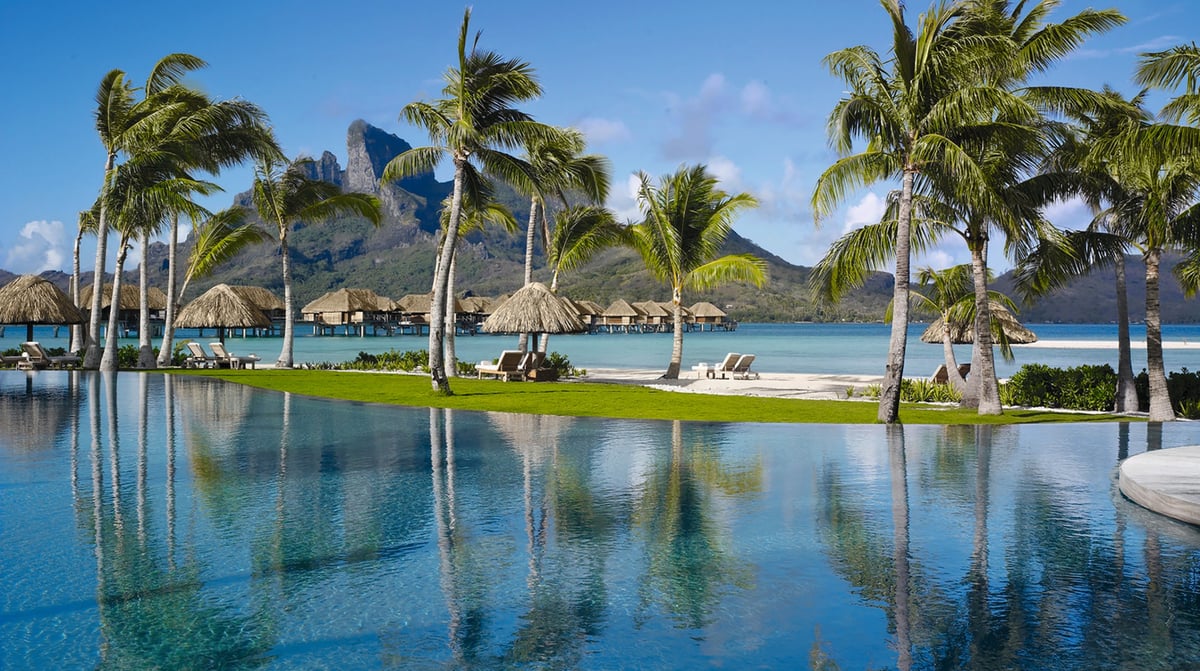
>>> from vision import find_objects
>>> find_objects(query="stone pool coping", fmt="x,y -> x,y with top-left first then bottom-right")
1119,446 -> 1200,526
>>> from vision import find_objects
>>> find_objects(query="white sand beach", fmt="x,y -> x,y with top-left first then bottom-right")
1017,339 -> 1200,349
582,368 -> 883,400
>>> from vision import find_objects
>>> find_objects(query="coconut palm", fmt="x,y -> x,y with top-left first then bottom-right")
515,128 -> 610,351
812,0 -> 992,422
381,7 -> 553,394
628,165 -> 764,379
250,155 -> 382,368
538,204 -> 623,353
71,207 -> 98,354
178,207 -> 269,306
1136,43 -> 1200,124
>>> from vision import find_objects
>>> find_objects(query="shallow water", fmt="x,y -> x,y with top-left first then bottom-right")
3,370 -> 1200,669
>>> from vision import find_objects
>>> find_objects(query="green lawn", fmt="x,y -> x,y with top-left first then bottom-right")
174,369 -> 1132,425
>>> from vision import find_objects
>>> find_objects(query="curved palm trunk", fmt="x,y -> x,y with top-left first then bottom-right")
1144,248 -> 1174,421
157,213 -> 180,367
71,224 -> 85,354
137,233 -> 155,369
965,240 -> 1001,415
879,170 -> 915,423
429,164 -> 466,394
100,238 -> 130,371
665,287 -> 684,379
941,328 -> 966,392
444,252 -> 458,378
1113,254 -> 1138,412
276,229 -> 296,368
518,198 -> 539,353
85,154 -> 116,369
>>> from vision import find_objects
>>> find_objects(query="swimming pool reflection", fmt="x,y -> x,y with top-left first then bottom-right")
3,372 -> 1200,669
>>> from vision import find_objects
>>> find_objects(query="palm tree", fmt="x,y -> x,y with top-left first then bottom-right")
516,128 -> 610,351
250,155 -> 382,368
83,54 -> 208,368
381,7 -> 553,394
538,204 -> 623,353
177,207 -> 269,306
71,208 -> 98,354
628,165 -> 764,379
812,0 -> 986,422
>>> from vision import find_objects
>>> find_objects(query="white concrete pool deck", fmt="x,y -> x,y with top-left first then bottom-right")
1119,446 -> 1200,527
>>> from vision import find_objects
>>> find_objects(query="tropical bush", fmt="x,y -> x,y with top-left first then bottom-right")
545,351 -> 583,378
1005,363 -> 1116,411
345,349 -> 428,372
1135,368 -> 1200,417
900,378 -> 963,403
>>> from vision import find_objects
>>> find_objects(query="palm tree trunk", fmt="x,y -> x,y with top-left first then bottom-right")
887,425 -> 912,671
99,238 -> 130,372
879,170 -> 915,423
1145,248 -> 1174,421
1113,254 -> 1138,412
444,251 -> 458,378
429,163 -> 465,394
942,329 -> 966,391
71,224 -> 85,354
966,240 -> 1001,415
665,287 -> 684,379
518,198 -> 539,352
85,154 -> 116,369
276,229 -> 295,368
137,233 -> 155,369
157,213 -> 180,367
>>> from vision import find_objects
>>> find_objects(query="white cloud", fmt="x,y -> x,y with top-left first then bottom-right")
576,117 -> 632,145
842,192 -> 887,233
1119,35 -> 1181,54
4,220 -> 67,274
1042,196 -> 1092,230
608,173 -> 644,223
706,155 -> 743,188
661,74 -> 728,160
740,81 -> 772,118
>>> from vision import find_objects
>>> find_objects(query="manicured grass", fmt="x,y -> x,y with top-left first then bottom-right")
174,369 -> 1132,425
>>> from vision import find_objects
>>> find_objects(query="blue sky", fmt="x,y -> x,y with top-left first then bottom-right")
0,0 -> 1192,276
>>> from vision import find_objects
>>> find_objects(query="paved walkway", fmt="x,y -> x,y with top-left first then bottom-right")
1119,446 -> 1200,526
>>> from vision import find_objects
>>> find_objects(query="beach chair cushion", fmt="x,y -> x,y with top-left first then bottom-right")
715,352 -> 741,377
210,342 -> 259,369
732,354 -> 759,380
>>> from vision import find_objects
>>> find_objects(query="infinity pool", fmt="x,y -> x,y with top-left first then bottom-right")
3,371 -> 1200,669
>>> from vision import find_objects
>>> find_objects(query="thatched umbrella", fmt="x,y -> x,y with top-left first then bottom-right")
482,282 -> 585,351
175,283 -> 271,343
920,300 -> 1038,345
228,286 -> 285,316
0,274 -> 87,341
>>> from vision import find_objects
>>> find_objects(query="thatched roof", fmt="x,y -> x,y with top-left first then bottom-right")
228,285 -> 284,312
570,299 -> 604,316
176,284 -> 271,329
602,298 -> 642,318
688,301 -> 727,318
301,288 -> 391,314
79,283 -> 167,310
657,301 -> 691,317
396,292 -> 466,314
482,282 -> 585,334
0,275 -> 86,326
920,300 -> 1038,345
459,296 -> 493,314
632,301 -> 670,318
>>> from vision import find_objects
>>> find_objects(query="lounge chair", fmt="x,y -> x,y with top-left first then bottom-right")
184,342 -> 221,368
731,354 -> 759,380
209,342 -> 260,369
20,341 -> 80,369
715,352 -> 741,379
522,351 -> 558,381
1,354 -> 25,368
477,350 -> 526,381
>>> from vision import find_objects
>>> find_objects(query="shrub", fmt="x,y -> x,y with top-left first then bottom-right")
1136,367 -> 1200,415
544,351 -> 582,378
117,344 -> 141,369
343,349 -> 428,372
900,378 -> 962,404
1006,363 -> 1116,411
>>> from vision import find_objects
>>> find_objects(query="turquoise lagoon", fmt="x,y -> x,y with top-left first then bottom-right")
5,322 -> 1200,376
4,371 -> 1200,669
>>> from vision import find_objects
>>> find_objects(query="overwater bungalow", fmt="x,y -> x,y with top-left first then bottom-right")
395,293 -> 472,335
226,285 -> 285,335
302,288 -> 395,336
599,299 -> 643,333
79,283 -> 168,336
688,301 -> 736,331
632,300 -> 671,332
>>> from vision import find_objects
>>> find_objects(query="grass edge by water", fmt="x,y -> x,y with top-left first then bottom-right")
172,369 -> 1134,425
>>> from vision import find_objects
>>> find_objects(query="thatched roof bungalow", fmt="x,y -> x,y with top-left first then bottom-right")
79,283 -> 168,323
632,300 -> 671,327
301,288 -> 392,325
688,301 -> 728,325
227,286 -> 286,320
600,299 -> 643,327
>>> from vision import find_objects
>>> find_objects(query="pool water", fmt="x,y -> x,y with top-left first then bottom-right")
3,371 -> 1200,669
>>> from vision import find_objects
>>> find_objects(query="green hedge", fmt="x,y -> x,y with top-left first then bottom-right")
1003,363 -> 1116,411
1135,368 -> 1200,418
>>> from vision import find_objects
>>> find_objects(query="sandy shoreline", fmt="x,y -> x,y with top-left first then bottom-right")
580,368 -> 884,400
1017,339 -> 1200,349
